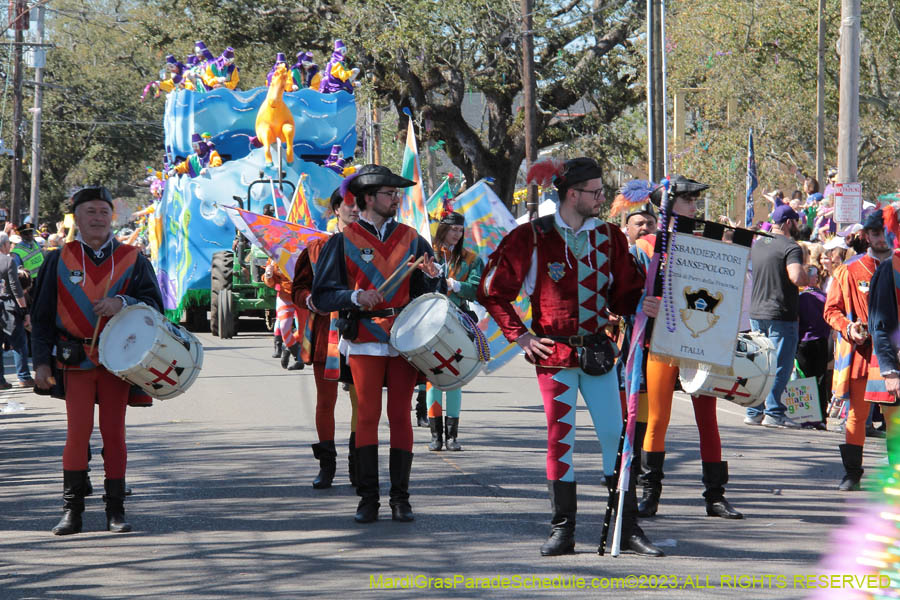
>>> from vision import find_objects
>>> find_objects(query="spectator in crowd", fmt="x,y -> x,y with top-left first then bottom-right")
820,236 -> 847,294
0,232 -> 28,389
745,204 -> 808,428
813,197 -> 836,241
797,263 -> 830,429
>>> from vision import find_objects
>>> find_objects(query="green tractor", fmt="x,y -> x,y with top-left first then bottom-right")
209,176 -> 295,339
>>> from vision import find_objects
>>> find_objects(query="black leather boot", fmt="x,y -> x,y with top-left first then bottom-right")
540,480 -> 576,556
389,448 -> 414,522
280,345 -> 291,369
85,447 -> 93,496
633,421 -> 647,480
103,478 -> 132,533
272,336 -> 283,358
354,445 -> 380,523
287,344 -> 304,371
638,451 -> 665,517
312,441 -> 337,489
348,432 -> 358,488
415,388 -> 428,427
702,461 -> 743,519
444,417 -> 462,451
839,443 -> 864,491
52,470 -> 87,535
428,416 -> 443,451
616,471 -> 664,557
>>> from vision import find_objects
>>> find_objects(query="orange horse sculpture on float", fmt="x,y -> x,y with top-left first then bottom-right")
255,64 -> 295,166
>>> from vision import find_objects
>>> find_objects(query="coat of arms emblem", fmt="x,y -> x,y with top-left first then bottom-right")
679,287 -> 723,338
547,262 -> 566,282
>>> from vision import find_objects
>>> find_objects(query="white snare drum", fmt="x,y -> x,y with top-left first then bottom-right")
678,331 -> 776,407
390,293 -> 490,391
99,304 -> 204,400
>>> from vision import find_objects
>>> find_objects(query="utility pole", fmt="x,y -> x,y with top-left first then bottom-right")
9,0 -> 27,226
836,0 -> 860,230
646,0 -> 665,182
371,104 -> 382,165
28,4 -> 44,225
816,0 -> 826,186
521,0 -> 538,220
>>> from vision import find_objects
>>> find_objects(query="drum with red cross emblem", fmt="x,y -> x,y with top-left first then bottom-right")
99,303 -> 204,400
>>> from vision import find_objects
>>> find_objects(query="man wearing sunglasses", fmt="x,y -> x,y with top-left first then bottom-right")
31,186 -> 163,536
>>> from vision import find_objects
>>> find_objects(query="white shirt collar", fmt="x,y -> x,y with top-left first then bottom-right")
554,210 -> 598,234
76,231 -> 115,255
359,215 -> 394,240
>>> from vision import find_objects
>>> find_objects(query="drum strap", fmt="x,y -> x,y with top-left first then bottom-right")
358,307 -> 404,318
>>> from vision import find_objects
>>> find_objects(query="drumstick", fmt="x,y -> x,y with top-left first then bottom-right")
375,259 -> 414,294
88,279 -> 114,355
379,256 -> 425,297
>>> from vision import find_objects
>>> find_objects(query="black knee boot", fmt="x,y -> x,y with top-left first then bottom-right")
444,417 -> 462,451
839,443 -> 864,491
428,417 -> 443,451
540,480 -> 576,556
702,461 -> 743,518
104,478 -> 132,533
348,432 -> 358,488
614,472 -> 665,557
633,421 -> 647,480
312,441 -> 337,489
272,336 -> 283,358
415,389 -> 428,427
287,344 -> 304,370
354,445 -> 380,523
389,448 -> 414,522
85,448 -> 93,496
638,451 -> 665,517
52,470 -> 87,535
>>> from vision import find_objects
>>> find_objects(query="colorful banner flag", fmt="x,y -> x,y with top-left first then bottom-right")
269,178 -> 289,220
224,205 -> 328,277
426,175 -> 454,218
399,118 -> 432,244
452,179 -> 531,373
745,128 -> 757,228
287,174 -> 314,226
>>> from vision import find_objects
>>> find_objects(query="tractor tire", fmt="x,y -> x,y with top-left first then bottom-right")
218,288 -> 238,339
210,251 -> 233,337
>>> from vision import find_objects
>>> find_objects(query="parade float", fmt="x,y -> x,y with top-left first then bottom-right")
146,43 -> 358,334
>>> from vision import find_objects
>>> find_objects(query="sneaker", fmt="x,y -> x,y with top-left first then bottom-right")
865,426 -> 886,439
762,414 -> 801,429
743,413 -> 764,425
16,378 -> 34,388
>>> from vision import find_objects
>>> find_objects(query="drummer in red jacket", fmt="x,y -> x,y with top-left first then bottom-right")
311,165 -> 442,524
32,186 -> 163,536
477,157 -> 663,557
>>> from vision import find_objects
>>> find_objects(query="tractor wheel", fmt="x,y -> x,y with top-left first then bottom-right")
218,288 -> 238,339
210,251 -> 233,337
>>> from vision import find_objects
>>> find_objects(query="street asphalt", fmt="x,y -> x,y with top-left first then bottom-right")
0,323 -> 891,599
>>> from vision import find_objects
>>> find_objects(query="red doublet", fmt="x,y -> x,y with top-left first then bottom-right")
478,217 -> 644,368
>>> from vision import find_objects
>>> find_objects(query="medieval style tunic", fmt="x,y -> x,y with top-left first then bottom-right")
478,212 -> 644,479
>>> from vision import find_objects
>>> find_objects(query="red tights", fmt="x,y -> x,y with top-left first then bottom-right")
61,368 -> 130,478
348,354 -> 417,450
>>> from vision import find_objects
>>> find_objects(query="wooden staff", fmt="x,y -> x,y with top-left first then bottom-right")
374,259 -> 411,295
88,279 -> 114,356
377,256 -> 425,296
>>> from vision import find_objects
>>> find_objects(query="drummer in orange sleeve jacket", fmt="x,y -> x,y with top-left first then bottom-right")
477,157 -> 663,558
311,165 -> 443,524
31,186 -> 163,536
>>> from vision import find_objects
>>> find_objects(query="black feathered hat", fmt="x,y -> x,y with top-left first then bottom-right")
439,211 -> 465,226
649,174 -> 709,208
347,164 -> 414,196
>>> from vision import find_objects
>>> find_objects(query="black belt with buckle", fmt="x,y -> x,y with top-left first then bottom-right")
544,333 -> 606,348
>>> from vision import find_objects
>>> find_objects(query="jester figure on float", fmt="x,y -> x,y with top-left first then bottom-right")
255,64 -> 295,166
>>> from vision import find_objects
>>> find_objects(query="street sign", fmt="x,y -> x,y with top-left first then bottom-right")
834,182 -> 862,224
